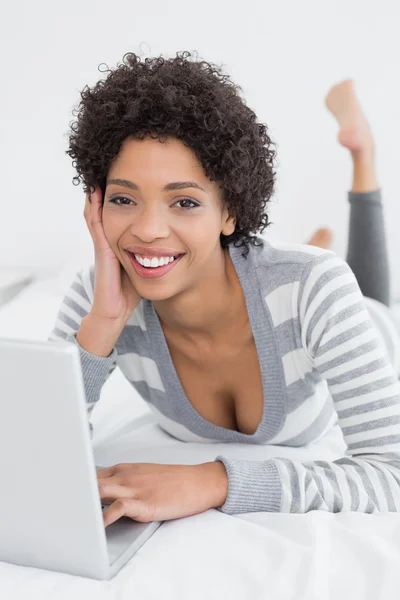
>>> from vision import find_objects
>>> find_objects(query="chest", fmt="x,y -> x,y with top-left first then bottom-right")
164,327 -> 264,435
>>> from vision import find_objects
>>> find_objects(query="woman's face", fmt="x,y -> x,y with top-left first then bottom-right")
102,135 -> 236,299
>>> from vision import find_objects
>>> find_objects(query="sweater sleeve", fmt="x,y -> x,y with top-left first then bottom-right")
47,266 -> 118,434
214,253 -> 400,514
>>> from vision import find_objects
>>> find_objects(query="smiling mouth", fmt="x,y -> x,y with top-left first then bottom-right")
126,251 -> 184,264
125,250 -> 186,278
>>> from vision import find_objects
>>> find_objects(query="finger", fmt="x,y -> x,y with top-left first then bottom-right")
84,187 -> 98,213
96,465 -> 118,479
97,462 -> 128,479
84,193 -> 91,218
88,192 -> 111,252
102,498 -> 149,527
86,186 -> 99,204
83,192 -> 95,237
98,481 -> 133,501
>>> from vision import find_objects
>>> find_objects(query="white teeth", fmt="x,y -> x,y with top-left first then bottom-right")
133,254 -> 176,268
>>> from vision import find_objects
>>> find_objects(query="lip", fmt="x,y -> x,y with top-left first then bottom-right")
126,251 -> 185,280
125,246 -> 185,258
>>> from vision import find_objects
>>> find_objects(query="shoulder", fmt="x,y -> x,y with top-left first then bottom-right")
255,236 -> 335,266
244,238 -> 362,326
248,236 -> 340,294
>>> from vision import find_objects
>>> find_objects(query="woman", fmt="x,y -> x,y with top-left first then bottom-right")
49,52 -> 400,525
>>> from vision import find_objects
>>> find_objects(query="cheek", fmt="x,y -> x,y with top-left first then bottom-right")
174,219 -> 211,245
181,210 -> 220,233
101,209 -> 120,242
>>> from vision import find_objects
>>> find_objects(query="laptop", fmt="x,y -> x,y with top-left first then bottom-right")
0,336 -> 163,580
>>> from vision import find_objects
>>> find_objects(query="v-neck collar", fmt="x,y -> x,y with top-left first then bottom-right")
143,239 -> 286,443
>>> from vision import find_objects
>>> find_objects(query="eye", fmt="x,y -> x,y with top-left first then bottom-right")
109,196 -> 133,206
108,197 -> 199,209
174,198 -> 199,210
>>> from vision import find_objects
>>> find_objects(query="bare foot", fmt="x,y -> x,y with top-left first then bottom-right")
306,227 -> 334,249
325,79 -> 374,155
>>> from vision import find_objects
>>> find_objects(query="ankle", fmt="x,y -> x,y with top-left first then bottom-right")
351,145 -> 378,192
351,167 -> 378,193
351,143 -> 375,165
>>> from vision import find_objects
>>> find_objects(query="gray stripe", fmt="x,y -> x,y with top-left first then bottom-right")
307,461 -> 360,511
71,279 -> 91,303
307,465 -> 326,509
285,371 -> 325,414
64,295 -> 88,320
317,338 -> 384,373
332,376 -> 397,402
342,415 -> 400,437
275,318 -> 302,356
365,498 -> 378,513
312,461 -> 342,512
285,460 -> 301,512
305,471 -> 324,511
306,282 -> 360,346
312,461 -> 359,510
89,264 -> 95,291
343,470 -> 360,511
281,400 -> 335,447
48,327 -> 69,341
301,257 -> 348,314
325,357 -> 389,387
333,457 -> 380,508
347,434 -> 400,451
57,310 -> 80,332
312,302 -> 367,356
118,326 -> 152,358
371,461 -> 400,489
369,463 -> 397,511
308,492 -> 323,511
361,452 -> 400,463
337,396 -> 400,420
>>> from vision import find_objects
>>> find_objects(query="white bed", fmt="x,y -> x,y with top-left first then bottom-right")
1,272 -> 400,599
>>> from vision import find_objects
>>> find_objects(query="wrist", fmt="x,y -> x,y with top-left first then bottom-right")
77,314 -> 125,358
197,462 -> 228,509
88,312 -> 129,328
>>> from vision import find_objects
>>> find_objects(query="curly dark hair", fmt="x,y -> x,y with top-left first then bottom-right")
66,50 -> 276,258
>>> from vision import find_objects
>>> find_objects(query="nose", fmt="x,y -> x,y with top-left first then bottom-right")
130,204 -> 170,241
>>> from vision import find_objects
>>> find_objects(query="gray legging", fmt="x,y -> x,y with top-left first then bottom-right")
347,190 -> 391,307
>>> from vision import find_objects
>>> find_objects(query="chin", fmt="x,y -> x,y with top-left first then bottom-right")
142,289 -> 179,303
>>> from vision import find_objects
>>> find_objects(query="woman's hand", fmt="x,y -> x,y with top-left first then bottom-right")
97,462 -> 228,526
84,186 -> 142,323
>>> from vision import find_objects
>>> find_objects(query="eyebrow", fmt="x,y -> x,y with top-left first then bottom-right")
106,178 -> 207,193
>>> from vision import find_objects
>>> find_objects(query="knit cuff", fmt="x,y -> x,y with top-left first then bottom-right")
348,189 -> 382,206
214,455 -> 282,514
65,332 -> 117,406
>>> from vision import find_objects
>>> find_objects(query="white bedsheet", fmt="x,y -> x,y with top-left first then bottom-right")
2,277 -> 400,599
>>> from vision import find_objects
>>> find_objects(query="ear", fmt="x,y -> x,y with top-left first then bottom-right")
221,208 -> 236,236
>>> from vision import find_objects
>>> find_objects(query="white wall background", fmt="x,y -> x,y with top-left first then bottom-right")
1,0 -> 400,298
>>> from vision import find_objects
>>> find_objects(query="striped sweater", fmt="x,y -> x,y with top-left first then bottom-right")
48,237 -> 400,515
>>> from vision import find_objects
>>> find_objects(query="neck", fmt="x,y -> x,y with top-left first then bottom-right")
152,246 -> 244,345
